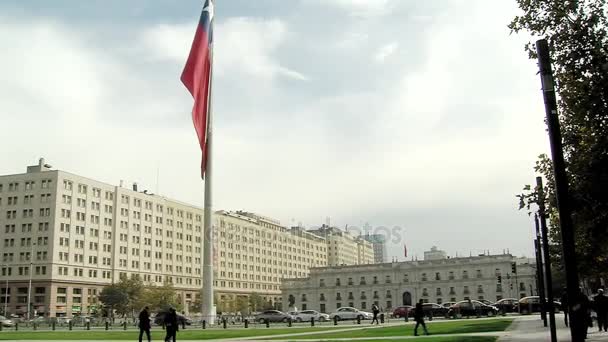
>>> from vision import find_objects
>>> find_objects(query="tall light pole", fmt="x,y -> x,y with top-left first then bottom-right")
2,264 -> 8,316
27,242 -> 36,321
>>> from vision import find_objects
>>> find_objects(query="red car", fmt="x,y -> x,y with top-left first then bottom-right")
392,306 -> 413,318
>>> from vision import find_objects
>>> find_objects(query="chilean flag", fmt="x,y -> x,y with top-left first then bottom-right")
404,243 -> 408,258
181,0 -> 214,179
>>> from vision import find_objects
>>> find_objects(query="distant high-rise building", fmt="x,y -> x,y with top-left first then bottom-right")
424,246 -> 447,260
309,225 -> 374,266
363,233 -> 387,263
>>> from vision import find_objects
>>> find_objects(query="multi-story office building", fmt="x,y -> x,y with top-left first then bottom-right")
362,234 -> 387,264
213,211 -> 327,310
309,226 -> 374,266
281,250 -> 537,313
0,160 -> 327,317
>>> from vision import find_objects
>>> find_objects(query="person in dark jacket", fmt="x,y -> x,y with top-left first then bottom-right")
413,299 -> 429,336
138,306 -> 151,342
371,304 -> 380,325
164,308 -> 179,342
560,288 -> 569,327
571,287 -> 590,341
594,289 -> 608,332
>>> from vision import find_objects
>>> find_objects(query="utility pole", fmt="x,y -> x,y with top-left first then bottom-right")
537,177 -> 557,341
534,214 -> 547,326
536,39 -> 579,341
27,242 -> 36,321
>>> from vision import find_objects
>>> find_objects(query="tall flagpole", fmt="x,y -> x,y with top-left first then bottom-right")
201,3 -> 215,325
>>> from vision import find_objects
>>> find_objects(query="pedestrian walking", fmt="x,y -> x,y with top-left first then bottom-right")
571,287 -> 591,341
371,304 -> 380,325
413,299 -> 429,336
594,289 -> 608,332
560,288 -> 569,327
138,306 -> 151,342
164,308 -> 179,342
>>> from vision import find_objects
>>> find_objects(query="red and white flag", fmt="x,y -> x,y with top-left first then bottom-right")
181,0 -> 214,179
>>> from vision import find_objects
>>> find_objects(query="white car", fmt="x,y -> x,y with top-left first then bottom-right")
290,310 -> 330,322
328,307 -> 373,321
0,315 -> 15,327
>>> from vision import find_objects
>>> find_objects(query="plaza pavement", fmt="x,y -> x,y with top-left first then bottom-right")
5,314 -> 608,341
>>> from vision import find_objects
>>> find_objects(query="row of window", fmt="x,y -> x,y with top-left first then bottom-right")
0,180 -> 53,193
4,223 -> 49,233
319,269 -> 506,287
0,194 -> 52,206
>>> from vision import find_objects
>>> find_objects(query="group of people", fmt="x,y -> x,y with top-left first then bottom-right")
562,287 -> 608,340
137,307 -> 179,342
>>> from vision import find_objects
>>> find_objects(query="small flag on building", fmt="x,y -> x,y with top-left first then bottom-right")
181,0 -> 214,179
404,243 -> 407,258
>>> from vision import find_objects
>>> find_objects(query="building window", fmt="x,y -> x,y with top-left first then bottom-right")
320,294 -> 326,301
360,277 -> 366,285
385,275 -> 392,284
435,272 -> 441,281
348,278 -> 353,285
403,274 -> 409,283
422,288 -> 428,296
335,278 -> 341,286
436,288 -> 442,296
348,292 -> 354,300
463,286 -> 470,295
386,290 -> 392,298
476,269 -> 482,278
336,293 -> 342,301
421,273 -> 427,281
301,294 -> 307,302
373,276 -> 378,284
360,291 -> 367,300
463,270 -> 469,279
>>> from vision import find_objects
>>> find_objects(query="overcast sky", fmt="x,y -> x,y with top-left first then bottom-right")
0,0 -> 549,261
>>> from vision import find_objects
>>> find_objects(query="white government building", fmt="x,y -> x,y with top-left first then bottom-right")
0,159 -> 375,317
281,247 -> 537,313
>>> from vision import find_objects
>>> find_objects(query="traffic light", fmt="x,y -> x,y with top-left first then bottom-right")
511,262 -> 517,274
497,275 -> 502,284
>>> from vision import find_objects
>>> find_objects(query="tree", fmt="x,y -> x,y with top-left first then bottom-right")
235,297 -> 249,315
98,285 -> 129,319
248,293 -> 265,313
511,0 -> 608,281
140,282 -> 182,312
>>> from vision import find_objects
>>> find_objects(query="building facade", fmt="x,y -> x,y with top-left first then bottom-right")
309,226 -> 374,266
281,253 -> 537,313
362,234 -> 387,264
213,211 -> 327,311
0,160 -> 326,317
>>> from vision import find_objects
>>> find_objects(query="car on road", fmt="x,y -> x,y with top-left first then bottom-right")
441,302 -> 456,309
0,315 -> 15,327
515,296 -> 561,314
254,310 -> 293,323
289,310 -> 329,322
447,300 -> 499,318
392,306 -> 413,318
422,303 -> 449,318
493,298 -> 518,313
329,307 -> 373,321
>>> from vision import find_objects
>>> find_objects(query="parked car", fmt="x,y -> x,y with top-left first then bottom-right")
55,317 -> 71,325
392,306 -> 413,318
289,310 -> 329,322
254,310 -> 293,323
478,299 -> 493,306
442,302 -> 456,309
70,316 -> 93,326
422,303 -> 449,318
447,300 -> 499,318
515,296 -> 561,314
493,298 -> 518,313
0,315 -> 15,327
328,307 -> 373,321
153,312 -> 192,326
28,317 -> 48,325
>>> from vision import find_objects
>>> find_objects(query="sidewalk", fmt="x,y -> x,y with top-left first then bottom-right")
498,314 -> 608,342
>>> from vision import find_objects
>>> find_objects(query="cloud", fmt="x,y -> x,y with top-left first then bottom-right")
141,17 -> 308,81
374,42 -> 398,62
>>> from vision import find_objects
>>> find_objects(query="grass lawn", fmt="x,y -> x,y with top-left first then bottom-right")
274,319 -> 513,340
0,326 -> 334,340
312,337 -> 498,342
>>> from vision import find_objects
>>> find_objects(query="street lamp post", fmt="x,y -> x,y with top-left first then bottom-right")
27,242 -> 36,321
2,264 -> 8,316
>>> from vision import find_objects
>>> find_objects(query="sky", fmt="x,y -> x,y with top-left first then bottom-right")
0,0 -> 550,261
